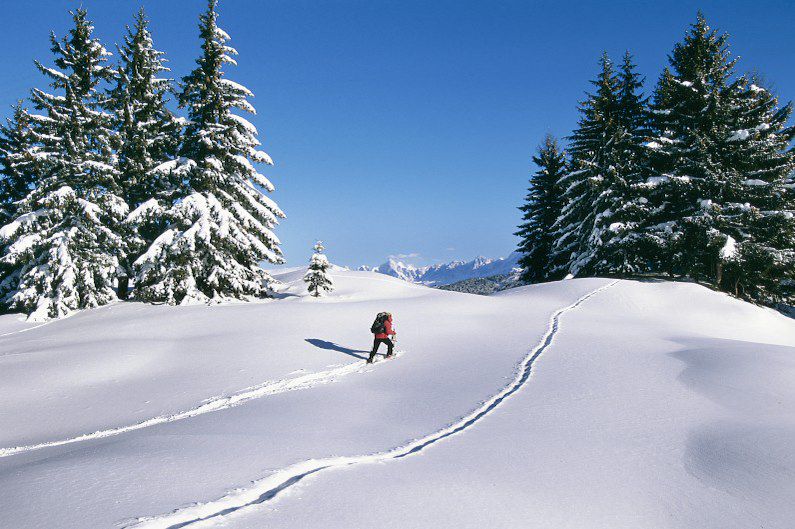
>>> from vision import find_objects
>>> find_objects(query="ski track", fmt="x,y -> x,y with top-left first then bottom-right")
0,357 -> 393,459
125,280 -> 618,529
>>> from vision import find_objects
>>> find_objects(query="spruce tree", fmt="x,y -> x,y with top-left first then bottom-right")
550,53 -> 619,277
109,8 -> 183,277
109,8 -> 181,210
0,102 -> 37,222
304,241 -> 334,297
586,52 -> 652,276
515,135 -> 566,283
644,13 -> 795,303
717,79 -> 795,303
133,0 -> 285,305
0,9 -> 127,320
643,14 -> 740,280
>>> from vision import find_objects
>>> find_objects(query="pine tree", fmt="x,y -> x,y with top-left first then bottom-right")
109,8 -> 182,210
304,241 -> 334,297
0,102 -> 37,222
716,79 -> 795,303
643,14 -> 739,281
109,8 -> 183,279
0,9 -> 127,320
515,135 -> 566,283
643,13 -> 795,304
133,0 -> 285,305
586,52 -> 652,276
550,53 -> 620,276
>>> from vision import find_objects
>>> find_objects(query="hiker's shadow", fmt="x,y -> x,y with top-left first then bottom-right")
305,339 -> 369,360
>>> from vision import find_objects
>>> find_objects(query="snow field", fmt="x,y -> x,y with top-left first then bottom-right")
0,271 -> 793,529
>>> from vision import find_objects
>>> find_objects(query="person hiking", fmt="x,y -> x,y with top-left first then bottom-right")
368,312 -> 396,363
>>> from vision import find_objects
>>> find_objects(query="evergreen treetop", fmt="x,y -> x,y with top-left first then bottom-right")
516,135 -> 566,283
551,53 -> 621,276
109,7 -> 182,209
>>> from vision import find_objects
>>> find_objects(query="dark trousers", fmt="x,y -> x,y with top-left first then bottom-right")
368,337 -> 394,362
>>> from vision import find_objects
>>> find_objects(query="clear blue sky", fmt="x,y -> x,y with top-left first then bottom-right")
0,0 -> 792,268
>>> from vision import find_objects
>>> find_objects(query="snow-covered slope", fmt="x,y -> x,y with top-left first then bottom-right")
361,251 -> 521,286
1,271 -> 794,528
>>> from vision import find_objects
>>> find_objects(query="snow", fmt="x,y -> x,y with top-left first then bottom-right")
1,272 -> 794,528
640,175 -> 669,187
38,66 -> 68,80
214,27 -> 232,41
743,179 -> 768,186
727,129 -> 751,142
727,123 -> 770,142
0,210 -> 47,239
719,235 -> 738,260
228,113 -> 258,135
127,198 -> 163,222
220,79 -> 254,98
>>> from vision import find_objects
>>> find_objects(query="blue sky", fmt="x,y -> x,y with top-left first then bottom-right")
0,0 -> 792,268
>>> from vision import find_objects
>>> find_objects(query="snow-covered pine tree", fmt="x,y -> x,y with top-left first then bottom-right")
0,9 -> 128,320
550,53 -> 619,277
133,0 -> 285,305
644,13 -> 795,304
109,8 -> 181,210
643,13 -> 741,281
716,78 -> 795,304
0,102 -> 39,305
0,102 -> 37,222
515,135 -> 566,283
109,8 -> 183,274
586,52 -> 652,276
304,241 -> 334,297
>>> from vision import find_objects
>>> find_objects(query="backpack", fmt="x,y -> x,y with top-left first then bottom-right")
370,312 -> 388,334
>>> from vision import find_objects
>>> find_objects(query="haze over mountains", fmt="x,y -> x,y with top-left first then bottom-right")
359,252 -> 521,286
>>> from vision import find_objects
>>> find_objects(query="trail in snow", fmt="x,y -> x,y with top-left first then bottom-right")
125,280 -> 618,529
0,355 -> 397,459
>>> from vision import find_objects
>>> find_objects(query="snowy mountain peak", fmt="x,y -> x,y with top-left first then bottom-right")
362,252 -> 521,286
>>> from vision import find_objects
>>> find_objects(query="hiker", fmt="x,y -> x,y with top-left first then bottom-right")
368,312 -> 396,363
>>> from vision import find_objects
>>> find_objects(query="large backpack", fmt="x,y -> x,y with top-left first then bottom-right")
370,312 -> 388,334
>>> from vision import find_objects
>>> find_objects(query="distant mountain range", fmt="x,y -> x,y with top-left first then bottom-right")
359,252 -> 522,287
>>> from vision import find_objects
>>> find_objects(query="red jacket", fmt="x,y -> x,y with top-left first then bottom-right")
376,316 -> 395,340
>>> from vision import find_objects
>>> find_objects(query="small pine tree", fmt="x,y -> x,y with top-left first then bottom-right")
515,135 -> 566,283
0,9 -> 127,320
133,0 -> 285,305
304,241 -> 334,297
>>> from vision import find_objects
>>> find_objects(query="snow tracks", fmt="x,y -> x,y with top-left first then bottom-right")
0,358 -> 388,459
126,280 -> 618,529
